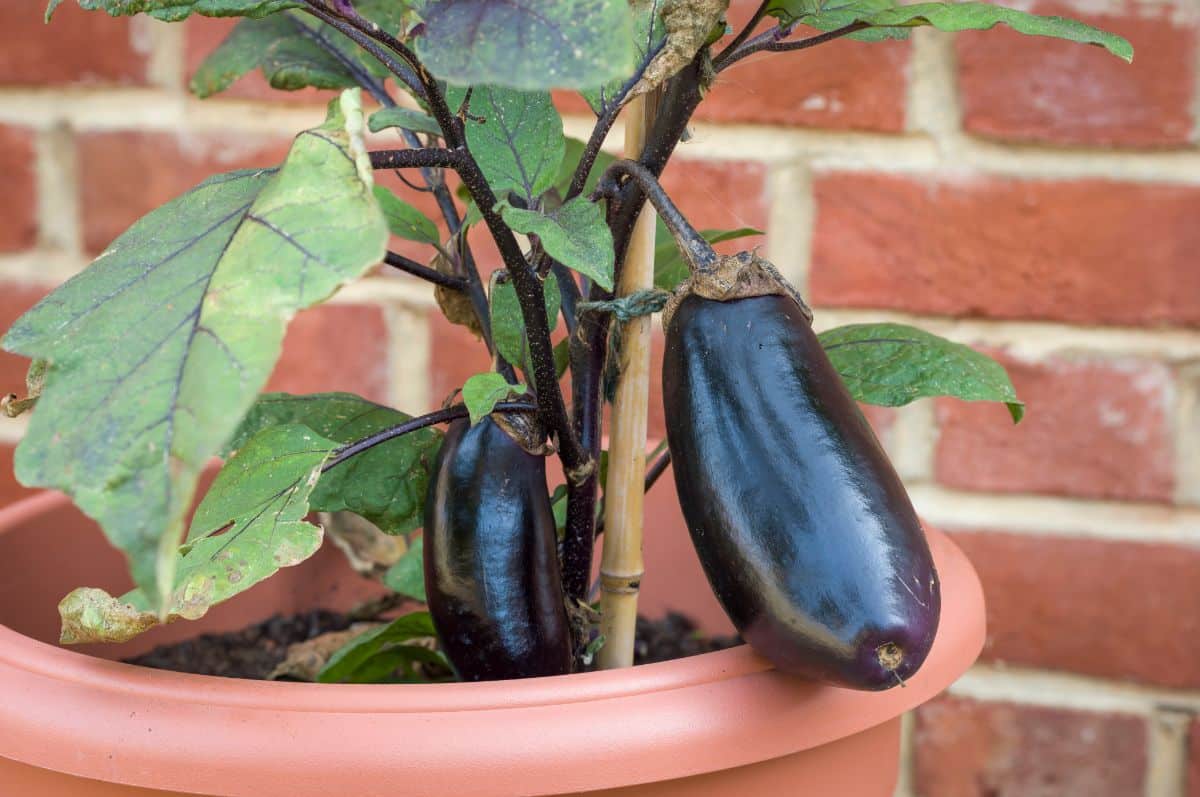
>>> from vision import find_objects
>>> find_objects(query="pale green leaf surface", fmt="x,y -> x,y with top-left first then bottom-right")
60,0 -> 299,22
374,185 -> 441,245
58,424 -> 338,644
499,198 -> 614,291
382,537 -> 426,602
582,0 -> 667,113
461,373 -> 527,424
653,224 -> 763,290
416,0 -> 636,90
5,90 -> 387,610
318,611 -> 440,683
818,323 -> 1024,422
490,272 -> 560,373
449,86 -> 564,205
368,107 -> 443,136
228,392 -> 442,536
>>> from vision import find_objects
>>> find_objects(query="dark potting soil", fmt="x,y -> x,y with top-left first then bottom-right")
123,609 -> 741,680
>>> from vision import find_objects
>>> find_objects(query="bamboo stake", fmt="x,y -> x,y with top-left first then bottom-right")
597,92 -> 659,670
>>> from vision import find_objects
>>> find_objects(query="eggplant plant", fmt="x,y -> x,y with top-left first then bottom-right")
5,0 -> 1128,686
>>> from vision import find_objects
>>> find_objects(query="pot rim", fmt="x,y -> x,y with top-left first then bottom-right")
0,491 -> 985,797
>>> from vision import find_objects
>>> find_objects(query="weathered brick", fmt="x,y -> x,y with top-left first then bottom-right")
0,127 -> 37,253
957,1 -> 1197,148
810,173 -> 1200,327
0,3 -> 147,86
268,303 -> 391,405
935,353 -> 1174,502
185,17 -> 332,104
699,0 -> 908,131
952,530 -> 1200,687
914,696 -> 1148,797
0,281 -> 51,396
77,131 -> 293,254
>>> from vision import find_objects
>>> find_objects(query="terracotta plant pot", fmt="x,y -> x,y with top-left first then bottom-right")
0,487 -> 984,796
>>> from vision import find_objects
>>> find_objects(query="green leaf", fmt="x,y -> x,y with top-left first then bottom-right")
549,137 -> 618,206
373,185 -> 441,245
818,323 -> 1024,422
766,0 -> 1132,58
415,0 -> 636,90
368,107 -> 443,137
490,272 -> 560,373
582,0 -> 667,113
4,90 -> 386,610
59,0 -> 299,22
228,392 -> 442,536
317,611 -> 441,683
58,424 -> 338,644
549,483 -> 568,532
553,338 -> 571,379
499,198 -> 614,291
461,372 -> 527,424
382,537 -> 426,602
189,5 -> 415,99
448,86 -> 564,206
654,223 -> 763,290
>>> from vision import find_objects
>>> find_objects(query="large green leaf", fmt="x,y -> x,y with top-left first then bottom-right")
818,323 -> 1024,422
4,90 -> 387,611
318,611 -> 444,683
498,197 -> 614,291
373,185 -> 441,245
449,86 -> 564,205
582,0 -> 667,113
415,0 -> 636,90
51,0 -> 299,22
765,0 -> 1132,57
490,272 -> 560,374
653,223 -> 763,290
58,424 -> 338,644
189,4 -> 415,99
228,392 -> 443,536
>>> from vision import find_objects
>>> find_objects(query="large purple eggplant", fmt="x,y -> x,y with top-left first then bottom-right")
423,416 -> 572,681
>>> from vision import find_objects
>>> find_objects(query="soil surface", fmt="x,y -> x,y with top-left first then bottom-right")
124,609 -> 740,680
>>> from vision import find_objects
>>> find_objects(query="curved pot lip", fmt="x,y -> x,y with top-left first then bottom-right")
0,491 -> 986,797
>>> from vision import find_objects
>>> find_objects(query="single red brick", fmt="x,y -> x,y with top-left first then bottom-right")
0,444 -> 38,508
700,0 -> 908,131
0,281 -> 51,395
0,3 -> 147,86
268,303 -> 391,405
950,530 -> 1200,688
810,173 -> 1200,327
915,696 -> 1148,797
935,353 -> 1173,502
185,17 -> 333,104
77,131 -> 293,254
957,1 -> 1196,148
0,127 -> 37,252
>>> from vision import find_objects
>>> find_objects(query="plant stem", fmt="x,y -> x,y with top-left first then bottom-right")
713,1 -> 771,68
596,92 -> 660,671
369,148 -> 461,170
717,22 -> 870,71
383,252 -> 466,290
322,401 -> 535,472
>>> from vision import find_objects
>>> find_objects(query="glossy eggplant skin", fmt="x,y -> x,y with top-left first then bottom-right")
423,417 -> 572,681
663,293 -> 940,690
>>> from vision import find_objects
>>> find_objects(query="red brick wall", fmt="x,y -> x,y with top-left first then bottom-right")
2,2 -> 1199,793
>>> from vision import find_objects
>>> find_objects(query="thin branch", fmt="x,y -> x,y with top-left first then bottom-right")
718,22 -> 871,71
383,251 -> 466,290
370,148 -> 461,170
551,261 -> 581,338
713,1 -> 771,69
322,401 -> 535,472
298,1 -> 427,99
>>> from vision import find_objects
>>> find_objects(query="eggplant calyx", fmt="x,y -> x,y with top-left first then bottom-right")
492,409 -> 554,456
662,251 -> 813,330
876,641 -> 904,671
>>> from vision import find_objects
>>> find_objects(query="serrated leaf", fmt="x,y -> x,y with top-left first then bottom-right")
228,392 -> 443,536
190,5 -> 415,99
499,198 -> 614,291
818,323 -> 1024,422
766,0 -> 1132,58
461,372 -> 527,424
59,424 -> 338,644
317,611 -> 441,683
4,90 -> 386,610
653,223 -> 762,290
382,537 -> 426,602
58,0 -> 299,22
368,107 -> 443,136
415,0 -> 636,90
448,86 -> 564,206
373,185 -> 441,245
490,272 -> 560,374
